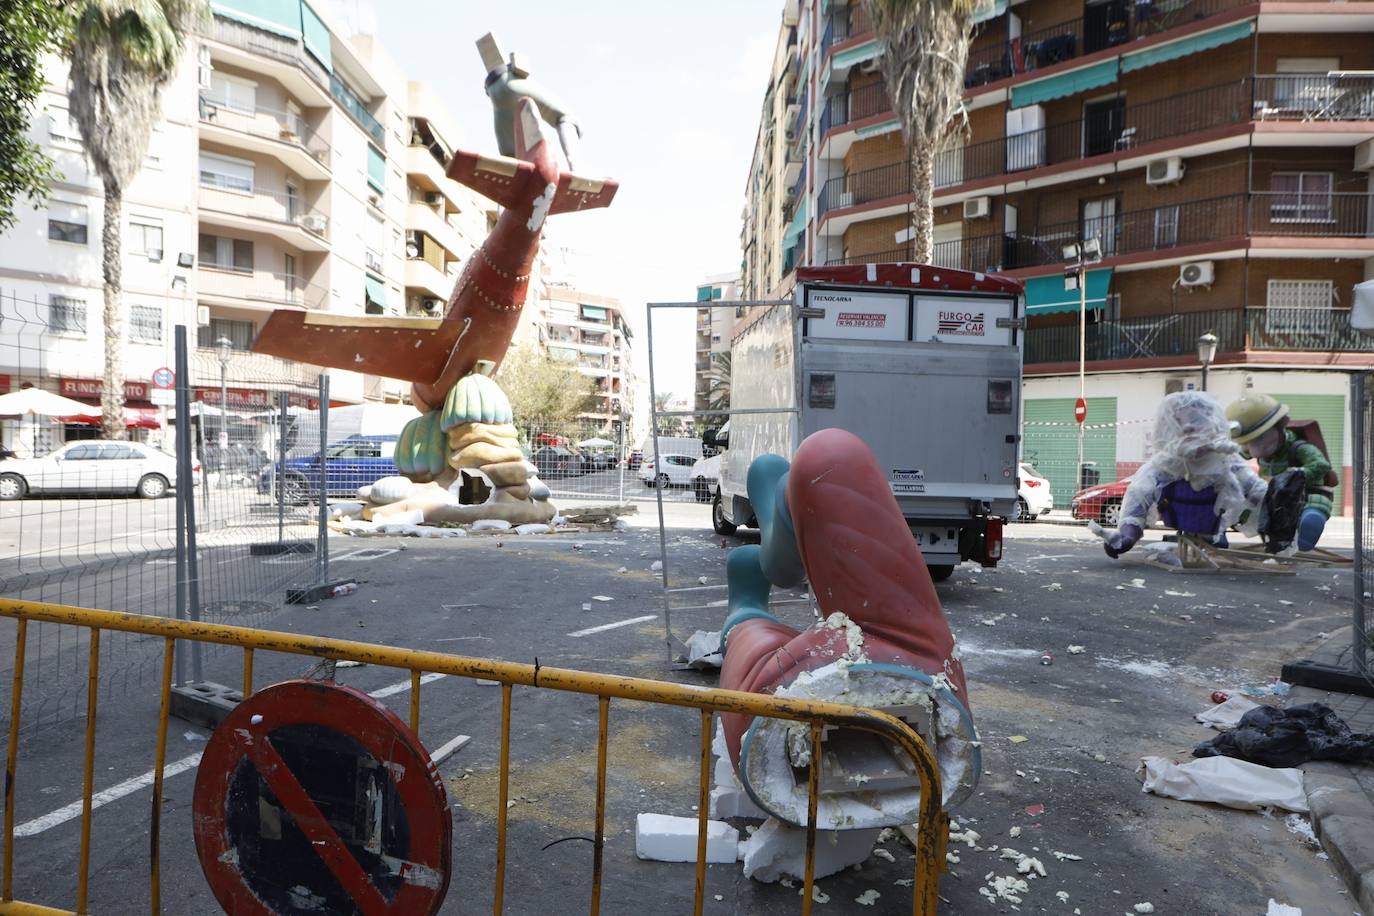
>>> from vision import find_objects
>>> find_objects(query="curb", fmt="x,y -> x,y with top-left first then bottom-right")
1303,760 -> 1374,913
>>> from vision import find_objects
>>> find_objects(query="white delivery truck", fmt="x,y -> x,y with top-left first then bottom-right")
712,264 -> 1024,580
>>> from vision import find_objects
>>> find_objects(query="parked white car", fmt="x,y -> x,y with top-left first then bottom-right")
690,453 -> 722,503
0,440 -> 189,500
1015,462 -> 1053,521
638,453 -> 699,489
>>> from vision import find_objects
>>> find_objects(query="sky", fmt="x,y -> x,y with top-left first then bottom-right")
360,0 -> 783,404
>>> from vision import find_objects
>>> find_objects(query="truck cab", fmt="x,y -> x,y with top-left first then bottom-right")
715,264 -> 1024,580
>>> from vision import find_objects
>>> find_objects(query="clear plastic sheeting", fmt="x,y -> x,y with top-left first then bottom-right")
1117,393 -> 1268,535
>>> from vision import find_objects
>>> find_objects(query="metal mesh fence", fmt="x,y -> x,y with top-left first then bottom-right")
0,290 -> 329,732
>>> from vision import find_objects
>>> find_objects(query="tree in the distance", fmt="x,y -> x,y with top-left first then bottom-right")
864,0 -> 976,264
0,2 -> 74,233
65,0 -> 206,439
499,346 -> 598,437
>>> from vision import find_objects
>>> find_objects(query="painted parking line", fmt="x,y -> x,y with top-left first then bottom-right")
567,614 -> 657,638
12,671 -> 446,838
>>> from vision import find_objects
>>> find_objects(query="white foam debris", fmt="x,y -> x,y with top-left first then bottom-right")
948,826 -> 981,847
1056,890 -> 1070,902
635,813 -> 737,864
929,671 -> 957,693
894,878 -> 914,887
650,560 -> 663,571
871,848 -> 895,863
1284,814 -> 1320,849
1125,578 -> 1147,589
855,889 -> 880,906
1051,850 -> 1082,861
1134,904 -> 1155,914
1067,645 -> 1086,655
797,885 -> 830,903
1164,589 -> 1196,597
979,874 -> 1030,904
1042,583 -> 1063,591
1008,826 -> 1021,838
1278,599 -> 1295,607
1266,903 -> 1301,916
999,847 -> 1046,878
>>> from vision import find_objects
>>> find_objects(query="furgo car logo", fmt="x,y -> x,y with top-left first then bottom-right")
937,311 -> 985,336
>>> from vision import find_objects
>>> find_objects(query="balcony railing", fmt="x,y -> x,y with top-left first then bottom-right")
1025,307 -> 1374,364
1253,74 -> 1374,121
204,16 -> 329,92
964,0 -> 1250,90
820,4 -> 873,56
198,265 -> 328,310
198,93 -> 330,167
198,177 -> 330,240
817,159 -> 909,218
819,81 -> 892,136
329,73 -> 385,147
830,192 -> 1374,269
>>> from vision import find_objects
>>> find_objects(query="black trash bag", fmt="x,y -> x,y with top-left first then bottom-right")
1259,469 -> 1306,554
1193,702 -> 1374,768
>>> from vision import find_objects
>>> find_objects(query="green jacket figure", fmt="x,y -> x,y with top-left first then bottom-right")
1226,393 -> 1334,551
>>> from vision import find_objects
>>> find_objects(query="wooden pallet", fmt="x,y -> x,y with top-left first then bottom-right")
1135,533 -> 1296,575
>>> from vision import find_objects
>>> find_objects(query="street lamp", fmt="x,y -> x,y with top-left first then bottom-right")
1063,236 -> 1103,488
1197,331 -> 1218,392
216,336 -> 232,452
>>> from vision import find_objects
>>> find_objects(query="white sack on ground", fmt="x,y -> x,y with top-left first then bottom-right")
1138,755 -> 1307,812
685,630 -> 723,669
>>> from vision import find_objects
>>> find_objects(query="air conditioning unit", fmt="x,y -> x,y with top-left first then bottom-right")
1145,156 -> 1185,186
301,214 -> 327,233
859,59 -> 882,75
1355,138 -> 1374,171
367,191 -> 382,208
1179,260 -> 1214,288
424,191 -> 442,206
421,297 -> 442,314
963,196 -> 991,219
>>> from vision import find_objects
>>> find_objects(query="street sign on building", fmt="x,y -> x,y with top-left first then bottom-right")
192,680 -> 452,915
1074,398 -> 1087,424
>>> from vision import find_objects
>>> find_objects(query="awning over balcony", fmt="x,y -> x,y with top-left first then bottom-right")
783,199 -> 808,249
301,2 -> 333,72
972,0 -> 1009,25
212,0 -> 302,39
1025,268 -> 1113,315
832,40 -> 882,73
1011,59 -> 1119,109
1120,21 -> 1252,74
364,275 -> 386,312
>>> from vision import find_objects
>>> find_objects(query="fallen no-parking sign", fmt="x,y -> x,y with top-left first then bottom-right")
192,680 -> 451,914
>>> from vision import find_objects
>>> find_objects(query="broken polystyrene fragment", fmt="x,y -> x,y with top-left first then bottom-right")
634,813 -> 738,864
1067,645 -> 1086,655
1134,904 -> 1155,914
1267,901 -> 1302,916
855,889 -> 880,906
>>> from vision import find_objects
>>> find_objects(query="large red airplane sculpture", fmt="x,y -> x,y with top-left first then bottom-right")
252,79 -> 616,413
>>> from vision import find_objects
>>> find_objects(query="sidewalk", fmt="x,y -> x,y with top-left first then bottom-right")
1290,629 -> 1374,912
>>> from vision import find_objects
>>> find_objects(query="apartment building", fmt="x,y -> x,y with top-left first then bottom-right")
537,287 -> 636,437
0,0 -> 505,448
694,272 -> 740,414
744,0 -> 1374,511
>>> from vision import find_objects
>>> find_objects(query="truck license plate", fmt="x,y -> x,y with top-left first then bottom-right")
910,527 -> 957,548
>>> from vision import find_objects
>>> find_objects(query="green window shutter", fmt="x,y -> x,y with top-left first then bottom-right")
1121,21 -> 1252,74
301,2 -> 333,72
1011,59 -> 1119,109
1025,269 -> 1112,315
366,145 -> 385,192
1022,397 -> 1119,507
1276,393 -> 1346,515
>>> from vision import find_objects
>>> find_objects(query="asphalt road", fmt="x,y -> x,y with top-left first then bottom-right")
0,507 -> 1360,914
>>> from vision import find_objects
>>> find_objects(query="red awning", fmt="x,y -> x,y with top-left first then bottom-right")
61,406 -> 161,430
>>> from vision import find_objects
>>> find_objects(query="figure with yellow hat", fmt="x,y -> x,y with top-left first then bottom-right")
1226,393 -> 1335,552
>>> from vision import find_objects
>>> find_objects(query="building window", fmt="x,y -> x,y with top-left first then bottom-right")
1081,196 -> 1119,256
207,72 -> 257,114
198,234 -> 253,273
129,305 -> 163,343
49,295 -> 86,336
129,219 -> 164,261
1269,172 -> 1332,223
1153,205 -> 1179,248
1266,279 -> 1333,332
198,317 -> 254,350
47,105 -> 81,149
48,201 -> 88,244
199,152 -> 254,193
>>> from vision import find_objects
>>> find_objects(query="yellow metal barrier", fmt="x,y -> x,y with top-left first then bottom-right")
0,598 -> 948,915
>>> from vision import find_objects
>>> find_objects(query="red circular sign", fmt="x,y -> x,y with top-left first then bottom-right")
193,680 -> 452,915
1074,398 -> 1087,424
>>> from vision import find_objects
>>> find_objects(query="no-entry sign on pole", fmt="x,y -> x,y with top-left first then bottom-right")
1074,398 -> 1087,424
193,680 -> 452,915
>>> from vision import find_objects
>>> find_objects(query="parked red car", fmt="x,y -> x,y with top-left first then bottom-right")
1070,477 -> 1132,526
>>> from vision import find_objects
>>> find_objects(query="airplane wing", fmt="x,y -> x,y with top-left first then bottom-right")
447,151 -> 539,209
251,310 -> 465,384
550,173 -> 619,214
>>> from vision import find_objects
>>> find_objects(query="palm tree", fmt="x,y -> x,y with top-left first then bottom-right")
864,0 -> 977,264
704,352 -> 731,413
65,0 -> 206,439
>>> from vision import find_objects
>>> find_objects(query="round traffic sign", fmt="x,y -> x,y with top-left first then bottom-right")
151,367 -> 175,389
193,680 -> 452,915
1074,398 -> 1087,424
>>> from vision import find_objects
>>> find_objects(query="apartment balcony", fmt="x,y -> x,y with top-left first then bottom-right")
404,257 -> 451,301
406,201 -> 467,262
404,145 -> 463,211
203,15 -> 331,108
935,77 -> 1374,193
198,344 -> 322,389
963,0 -> 1250,91
330,73 -> 385,148
197,94 -> 330,181
820,4 -> 873,57
830,192 -> 1374,270
1025,307 -> 1374,366
819,81 -> 894,139
817,159 -> 910,226
198,265 -> 328,312
198,180 -> 330,253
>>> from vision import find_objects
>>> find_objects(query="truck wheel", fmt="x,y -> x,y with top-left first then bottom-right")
712,490 -> 737,536
1101,500 -> 1122,527
928,564 -> 955,582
